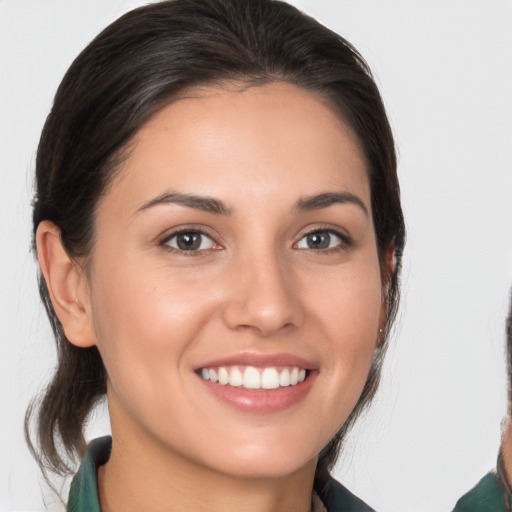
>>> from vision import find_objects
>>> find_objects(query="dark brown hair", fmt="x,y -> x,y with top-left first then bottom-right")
27,0 -> 405,494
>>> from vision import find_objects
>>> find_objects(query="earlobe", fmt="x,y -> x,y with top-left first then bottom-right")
36,220 -> 96,348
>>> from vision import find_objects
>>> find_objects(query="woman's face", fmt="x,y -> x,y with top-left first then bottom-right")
85,82 -> 385,478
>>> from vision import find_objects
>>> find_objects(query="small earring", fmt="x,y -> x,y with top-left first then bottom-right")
377,327 -> 384,347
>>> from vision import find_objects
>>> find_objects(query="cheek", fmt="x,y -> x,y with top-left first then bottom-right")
88,257 -> 218,389
306,259 -> 382,414
308,257 -> 382,343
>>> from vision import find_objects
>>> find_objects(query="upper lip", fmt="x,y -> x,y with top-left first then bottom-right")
195,352 -> 317,370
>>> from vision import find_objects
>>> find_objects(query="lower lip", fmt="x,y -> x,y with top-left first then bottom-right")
198,372 -> 317,413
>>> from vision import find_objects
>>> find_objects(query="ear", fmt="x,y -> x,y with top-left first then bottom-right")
36,220 -> 96,348
378,241 -> 396,331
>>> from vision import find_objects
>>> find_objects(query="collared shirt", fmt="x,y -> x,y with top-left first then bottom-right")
452,454 -> 512,512
67,436 -> 375,512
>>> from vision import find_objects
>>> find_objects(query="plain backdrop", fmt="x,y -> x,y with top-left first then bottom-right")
1,1 -> 511,511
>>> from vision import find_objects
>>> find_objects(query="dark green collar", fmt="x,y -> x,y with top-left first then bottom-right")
67,436 -> 375,512
452,457 -> 512,512
67,436 -> 111,512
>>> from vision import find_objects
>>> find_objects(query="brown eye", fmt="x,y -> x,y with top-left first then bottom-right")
164,231 -> 216,252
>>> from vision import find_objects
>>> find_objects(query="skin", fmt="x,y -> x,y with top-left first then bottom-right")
503,417 -> 512,486
37,82 -> 389,512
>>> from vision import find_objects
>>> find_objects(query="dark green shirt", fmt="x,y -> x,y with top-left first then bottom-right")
452,457 -> 512,512
67,436 -> 375,512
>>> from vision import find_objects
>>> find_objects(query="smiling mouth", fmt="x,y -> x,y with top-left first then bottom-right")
197,365 -> 309,390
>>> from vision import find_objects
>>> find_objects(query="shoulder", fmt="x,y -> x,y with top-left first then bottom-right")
452,471 -> 507,512
320,475 -> 376,512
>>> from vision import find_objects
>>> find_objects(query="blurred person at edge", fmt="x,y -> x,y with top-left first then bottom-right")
453,292 -> 512,512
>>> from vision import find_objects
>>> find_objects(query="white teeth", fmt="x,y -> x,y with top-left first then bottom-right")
243,366 -> 261,389
200,365 -> 308,389
261,368 -> 280,389
218,367 -> 229,385
229,367 -> 243,387
279,368 -> 291,387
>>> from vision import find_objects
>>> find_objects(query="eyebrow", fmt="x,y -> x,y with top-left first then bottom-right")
137,192 -> 231,215
295,192 -> 368,216
136,190 -> 367,216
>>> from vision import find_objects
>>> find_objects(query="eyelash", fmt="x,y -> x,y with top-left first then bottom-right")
159,226 -> 352,255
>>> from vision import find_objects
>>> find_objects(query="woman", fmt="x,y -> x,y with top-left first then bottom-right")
27,0 -> 405,510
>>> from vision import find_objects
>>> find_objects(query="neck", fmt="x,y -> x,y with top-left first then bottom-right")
502,416 -> 512,488
97,429 -> 317,512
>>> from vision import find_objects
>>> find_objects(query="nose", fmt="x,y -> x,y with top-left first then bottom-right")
222,251 -> 304,337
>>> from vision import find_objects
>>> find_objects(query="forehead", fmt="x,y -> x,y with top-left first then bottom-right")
102,82 -> 370,213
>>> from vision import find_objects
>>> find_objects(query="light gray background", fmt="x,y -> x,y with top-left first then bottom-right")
1,1 -> 511,511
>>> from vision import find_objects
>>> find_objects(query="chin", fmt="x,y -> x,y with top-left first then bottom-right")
197,442 -> 320,480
